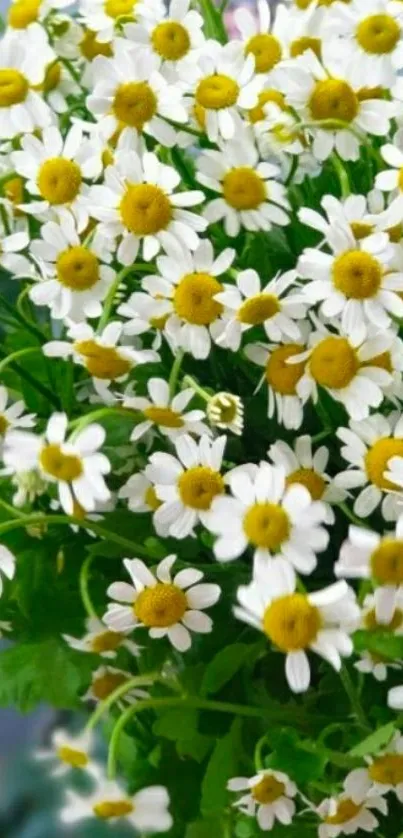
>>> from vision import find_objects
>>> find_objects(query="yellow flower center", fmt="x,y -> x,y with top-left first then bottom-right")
245,33 -> 282,73
4,176 -> 24,208
8,0 -> 40,28
37,159 -> 82,206
112,81 -> 157,130
94,800 -> 134,819
365,606 -> 403,631
178,466 -> 225,510
196,74 -> 239,110
263,593 -> 321,651
150,313 -> 169,330
80,30 -> 114,60
290,36 -> 322,59
243,502 -> 290,550
223,167 -> 267,211
310,337 -> 359,390
309,79 -> 359,124
350,221 -> 374,240
209,393 -> 239,425
364,351 -> 392,372
151,21 -> 191,61
332,250 -> 382,299
248,89 -> 287,124
295,0 -> 350,6
120,183 -> 172,236
369,754 -> 403,785
237,292 -> 280,325
134,583 -> 187,627
92,671 -> 128,700
365,438 -> 403,489
357,14 -> 400,55
358,86 -> 384,101
265,344 -> 306,395
91,630 -> 124,653
286,468 -> 326,500
40,444 -> 83,482
74,339 -> 131,380
57,746 -> 89,768
104,0 -> 136,19
193,101 -> 206,129
56,246 -> 100,291
173,272 -> 223,325
145,485 -> 162,510
371,539 -> 403,584
389,222 -> 403,242
252,775 -> 285,804
0,415 -> 9,436
0,69 -> 29,107
143,405 -> 184,428
325,799 -> 362,825
72,499 -> 87,520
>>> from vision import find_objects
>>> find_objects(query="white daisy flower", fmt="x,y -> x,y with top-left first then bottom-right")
44,321 -> 159,403
375,142 -> 403,216
0,385 -> 35,455
335,412 -> 403,519
83,664 -> 150,706
145,434 -> 227,540
298,228 -> 403,341
323,0 -> 403,87
188,41 -> 262,143
35,728 -> 96,777
317,776 -> 387,838
12,125 -> 97,233
0,545 -> 16,597
89,149 -> 206,264
0,230 -> 33,278
345,733 -> 403,804
215,269 -> 305,352
205,461 -> 329,577
354,590 -> 403,680
234,0 -> 291,76
252,98 -> 306,161
124,0 -> 205,81
355,650 -> 397,682
245,335 -> 310,430
123,377 -> 209,442
117,289 -> 171,351
228,768 -> 297,832
3,412 -> 111,515
283,51 -> 394,161
268,435 -> 346,523
61,776 -> 172,833
119,471 -> 163,515
87,48 -> 187,148
298,192 -> 398,249
207,391 -> 244,436
37,58 -> 79,115
388,683 -> 403,710
197,134 -> 289,238
30,218 -> 115,321
78,0 -> 163,45
293,327 -> 393,421
235,563 -> 359,693
104,554 -> 220,652
335,521 -> 403,623
63,616 -> 141,659
7,0 -> 75,30
0,26 -> 53,138
141,239 -> 235,360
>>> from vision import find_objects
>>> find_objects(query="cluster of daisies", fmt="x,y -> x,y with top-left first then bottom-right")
3,0 -> 403,833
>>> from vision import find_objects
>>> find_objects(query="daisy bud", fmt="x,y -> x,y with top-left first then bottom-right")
207,392 -> 244,436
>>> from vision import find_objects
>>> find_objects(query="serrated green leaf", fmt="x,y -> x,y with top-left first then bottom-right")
354,630 -> 403,660
267,729 -> 327,784
201,643 -> 253,696
201,719 -> 242,816
349,722 -> 395,757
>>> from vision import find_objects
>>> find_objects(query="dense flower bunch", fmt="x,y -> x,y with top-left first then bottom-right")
3,0 -> 403,835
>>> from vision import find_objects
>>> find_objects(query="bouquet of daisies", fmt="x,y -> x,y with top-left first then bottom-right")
2,0 -> 403,834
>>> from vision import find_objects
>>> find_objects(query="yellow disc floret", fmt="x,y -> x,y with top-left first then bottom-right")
286,468 -> 326,500
91,630 -> 124,653
112,82 -> 157,130
37,159 -> 82,205
40,444 -> 83,482
356,14 -> 400,55
94,800 -> 134,819
120,183 -> 172,236
196,74 -> 239,110
332,250 -> 382,299
80,30 -> 114,61
57,746 -> 89,768
145,485 -> 162,511
74,339 -> 132,379
151,21 -> 191,61
92,671 -> 128,700
263,593 -> 321,651
248,89 -> 287,124
0,415 -> 9,436
173,273 -> 223,325
309,337 -> 359,390
370,539 -> 403,584
8,0 -> 40,28
265,344 -> 306,395
350,221 -> 374,240
0,69 -> 29,107
290,36 -> 322,59
238,293 -> 280,325
223,167 -> 266,211
364,438 -> 403,489
252,775 -> 285,804
143,406 -> 184,428
243,502 -> 290,550
309,79 -> 359,124
369,754 -> 403,785
105,0 -> 136,19
178,466 -> 224,510
56,247 -> 100,291
325,800 -> 362,825
134,583 -> 187,627
245,33 -> 282,73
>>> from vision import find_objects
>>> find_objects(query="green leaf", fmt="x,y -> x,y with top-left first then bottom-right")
354,630 -> 403,660
186,817 -> 225,838
267,729 -> 327,784
153,708 -> 212,763
349,722 -> 395,757
201,719 -> 242,816
201,643 -> 253,696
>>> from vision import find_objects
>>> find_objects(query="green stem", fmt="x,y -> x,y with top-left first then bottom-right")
69,406 -> 138,434
169,349 -> 185,398
198,0 -> 227,42
254,734 -> 269,771
0,205 -> 10,235
86,674 -> 159,733
0,497 -> 25,519
0,347 -> 60,408
79,554 -> 98,620
0,346 -> 42,375
97,265 -> 141,333
339,666 -> 371,732
312,430 -> 332,445
183,374 -> 210,402
0,292 -> 45,343
331,154 -> 350,198
338,502 -> 367,529
59,57 -> 82,86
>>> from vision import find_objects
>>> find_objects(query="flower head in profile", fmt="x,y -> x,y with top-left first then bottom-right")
228,768 -> 297,832
317,770 -> 388,838
83,664 -> 150,706
105,554 -> 220,652
346,732 -> 403,803
63,616 -> 141,659
124,377 -> 209,442
0,386 -> 35,455
36,728 -> 97,778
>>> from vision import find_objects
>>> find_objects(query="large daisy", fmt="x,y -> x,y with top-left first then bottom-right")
104,554 -> 220,652
124,377 -> 209,442
235,562 -> 359,693
89,149 -> 206,264
0,26 -> 53,138
234,0 -> 290,76
205,461 -> 329,577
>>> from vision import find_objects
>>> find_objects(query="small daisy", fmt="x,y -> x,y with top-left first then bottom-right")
355,650 -> 398,682
123,377 -> 209,442
78,0 -> 162,45
298,192 -> 397,251
215,269 -> 305,351
0,26 -> 53,138
83,664 -> 150,706
293,327 -> 393,421
317,778 -> 387,838
12,125 -> 96,233
205,461 -> 329,577
104,555 -> 220,652
235,563 -> 359,693
119,471 -> 163,515
7,0 -> 75,30
388,683 -> 403,710
245,335 -> 310,430
298,228 -> 403,341
0,230 -> 33,279
335,521 -> 403,623
89,149 -> 206,264
38,58 -> 79,115
63,616 -> 141,659
335,412 -> 403,519
345,732 -> 403,803
197,134 -> 289,237
0,385 -> 35,455
87,48 -> 187,148
3,412 -> 111,515
61,776 -> 172,832
207,391 -> 244,436
44,322 -> 159,403
188,42 -> 262,142
234,0 -> 290,76
118,289 -> 171,351
145,434 -> 227,540
375,142 -> 403,214
268,435 -> 346,523
30,218 -> 115,321
228,769 -> 297,832
141,239 -> 235,360
35,728 -> 96,777
0,545 -> 16,597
